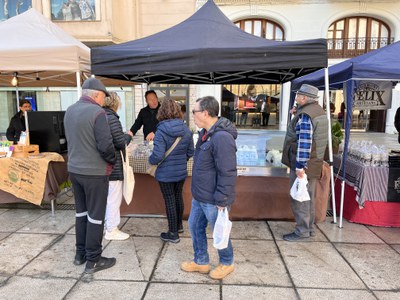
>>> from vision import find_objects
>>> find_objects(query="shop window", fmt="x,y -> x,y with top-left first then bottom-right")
328,17 -> 392,58
0,0 -> 32,21
50,0 -> 98,21
150,84 -> 190,125
221,84 -> 280,129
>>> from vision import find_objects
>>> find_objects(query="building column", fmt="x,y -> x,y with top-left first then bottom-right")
279,82 -> 291,131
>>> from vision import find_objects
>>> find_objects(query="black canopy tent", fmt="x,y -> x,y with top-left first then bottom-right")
91,0 -> 335,220
91,0 -> 327,85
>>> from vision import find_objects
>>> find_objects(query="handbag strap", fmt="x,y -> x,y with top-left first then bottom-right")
158,137 -> 182,166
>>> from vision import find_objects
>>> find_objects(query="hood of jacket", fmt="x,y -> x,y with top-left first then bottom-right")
200,117 -> 238,141
157,119 -> 187,138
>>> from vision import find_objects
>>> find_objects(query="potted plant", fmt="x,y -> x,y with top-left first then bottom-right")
331,121 -> 344,154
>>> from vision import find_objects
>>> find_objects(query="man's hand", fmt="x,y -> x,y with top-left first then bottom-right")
295,168 -> 305,178
290,106 -> 297,115
217,206 -> 225,211
127,130 -> 134,137
146,132 -> 155,141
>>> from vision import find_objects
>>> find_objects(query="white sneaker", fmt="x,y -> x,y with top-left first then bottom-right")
105,228 -> 130,240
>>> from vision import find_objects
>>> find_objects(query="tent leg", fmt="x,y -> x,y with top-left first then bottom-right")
76,71 -> 81,99
324,68 -> 336,223
339,180 -> 345,228
15,85 -> 20,112
330,166 -> 336,223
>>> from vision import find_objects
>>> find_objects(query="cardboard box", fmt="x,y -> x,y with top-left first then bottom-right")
12,144 -> 39,158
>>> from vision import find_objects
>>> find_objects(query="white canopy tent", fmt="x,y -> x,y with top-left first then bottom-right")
0,8 -> 91,101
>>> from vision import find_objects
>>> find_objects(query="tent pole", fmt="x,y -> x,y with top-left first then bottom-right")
324,68 -> 336,223
76,71 -> 81,99
339,180 -> 345,228
339,79 -> 354,228
15,85 -> 20,112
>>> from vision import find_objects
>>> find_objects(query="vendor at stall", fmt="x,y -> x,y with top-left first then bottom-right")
128,90 -> 160,141
6,100 -> 32,144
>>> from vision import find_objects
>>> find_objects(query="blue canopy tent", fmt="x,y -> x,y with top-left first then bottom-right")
292,41 -> 400,227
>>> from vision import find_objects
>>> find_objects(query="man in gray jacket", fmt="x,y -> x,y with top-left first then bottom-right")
64,77 -> 117,274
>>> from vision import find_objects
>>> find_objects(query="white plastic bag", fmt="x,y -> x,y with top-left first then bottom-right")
213,208 -> 232,250
121,147 -> 135,205
290,175 -> 311,202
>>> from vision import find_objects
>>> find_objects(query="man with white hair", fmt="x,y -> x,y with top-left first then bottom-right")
64,77 -> 117,274
282,84 -> 328,241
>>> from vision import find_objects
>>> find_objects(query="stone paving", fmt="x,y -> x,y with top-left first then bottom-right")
0,194 -> 399,300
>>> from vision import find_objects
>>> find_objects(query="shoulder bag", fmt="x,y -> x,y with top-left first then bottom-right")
147,137 -> 182,177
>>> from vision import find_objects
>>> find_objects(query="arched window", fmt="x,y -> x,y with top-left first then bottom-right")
234,19 -> 284,41
328,17 -> 392,58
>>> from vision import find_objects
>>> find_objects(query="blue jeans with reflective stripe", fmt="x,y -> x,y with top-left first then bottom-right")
188,199 -> 233,265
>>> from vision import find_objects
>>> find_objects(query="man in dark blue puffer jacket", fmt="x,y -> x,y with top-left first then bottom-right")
180,96 -> 237,280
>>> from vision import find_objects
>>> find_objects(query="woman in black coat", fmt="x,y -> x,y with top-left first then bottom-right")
104,92 -> 132,240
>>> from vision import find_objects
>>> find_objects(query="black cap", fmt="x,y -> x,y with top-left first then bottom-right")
82,77 -> 110,96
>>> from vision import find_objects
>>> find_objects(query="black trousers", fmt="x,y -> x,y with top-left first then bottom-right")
159,180 -> 185,233
70,172 -> 109,262
262,112 -> 270,126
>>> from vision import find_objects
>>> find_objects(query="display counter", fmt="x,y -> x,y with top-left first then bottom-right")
333,155 -> 388,206
122,133 -> 330,222
333,154 -> 400,227
0,153 -> 69,212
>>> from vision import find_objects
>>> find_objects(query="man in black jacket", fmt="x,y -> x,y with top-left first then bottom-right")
395,106 -> 400,144
128,90 -> 160,141
6,100 -> 32,144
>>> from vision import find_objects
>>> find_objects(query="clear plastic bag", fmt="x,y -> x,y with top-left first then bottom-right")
213,208 -> 232,250
290,175 -> 311,202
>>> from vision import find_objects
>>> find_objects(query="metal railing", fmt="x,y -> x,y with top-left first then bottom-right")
327,37 -> 395,58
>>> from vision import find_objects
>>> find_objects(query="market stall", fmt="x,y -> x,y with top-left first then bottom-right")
91,0 -> 330,221
119,136 -> 330,222
292,41 -> 400,227
0,153 -> 69,214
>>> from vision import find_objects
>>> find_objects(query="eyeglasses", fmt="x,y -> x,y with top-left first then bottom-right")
192,109 -> 203,114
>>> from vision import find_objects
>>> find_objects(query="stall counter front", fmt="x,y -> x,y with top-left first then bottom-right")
333,155 -> 400,227
121,156 -> 331,221
0,153 -> 69,211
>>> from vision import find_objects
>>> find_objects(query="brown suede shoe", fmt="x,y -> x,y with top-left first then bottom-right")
180,261 -> 210,274
209,264 -> 234,280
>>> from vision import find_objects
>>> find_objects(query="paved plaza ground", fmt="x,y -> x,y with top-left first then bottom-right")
0,191 -> 399,300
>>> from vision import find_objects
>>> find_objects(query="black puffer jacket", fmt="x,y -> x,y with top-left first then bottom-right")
6,111 -> 26,144
105,108 -> 132,181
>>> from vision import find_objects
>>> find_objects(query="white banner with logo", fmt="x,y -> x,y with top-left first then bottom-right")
349,80 -> 393,110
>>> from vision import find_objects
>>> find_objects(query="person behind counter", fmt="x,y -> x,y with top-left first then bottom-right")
281,84 -> 328,242
394,106 -> 400,144
64,77 -> 117,274
149,99 -> 194,243
181,96 -> 237,280
103,92 -> 132,241
128,90 -> 160,141
6,100 -> 32,144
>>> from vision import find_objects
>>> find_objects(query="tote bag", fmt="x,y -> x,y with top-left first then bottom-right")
121,147 -> 135,205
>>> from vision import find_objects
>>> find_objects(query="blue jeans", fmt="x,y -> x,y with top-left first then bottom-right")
188,199 -> 234,265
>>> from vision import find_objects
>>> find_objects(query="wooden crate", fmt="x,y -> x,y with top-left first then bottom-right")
12,144 -> 39,158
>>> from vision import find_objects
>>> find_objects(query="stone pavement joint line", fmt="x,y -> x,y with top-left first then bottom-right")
0,208 -> 399,299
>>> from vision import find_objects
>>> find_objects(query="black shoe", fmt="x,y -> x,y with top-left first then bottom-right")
84,256 -> 116,274
283,232 -> 309,242
160,232 -> 180,243
73,254 -> 86,266
178,225 -> 184,234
